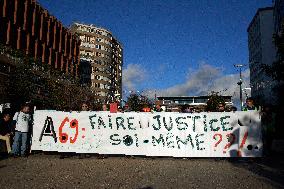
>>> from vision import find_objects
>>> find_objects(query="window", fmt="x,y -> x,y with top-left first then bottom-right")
194,98 -> 208,103
96,52 -> 102,57
95,44 -> 102,49
90,37 -> 96,43
105,40 -> 110,45
94,83 -> 101,88
85,36 -> 90,42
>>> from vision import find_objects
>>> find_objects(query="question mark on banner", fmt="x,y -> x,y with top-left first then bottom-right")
223,133 -> 236,154
213,133 -> 222,151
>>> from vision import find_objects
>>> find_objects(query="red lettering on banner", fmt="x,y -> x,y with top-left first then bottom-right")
213,133 -> 222,151
70,119 -> 79,143
59,117 -> 79,144
59,117 -> 69,143
223,133 -> 236,154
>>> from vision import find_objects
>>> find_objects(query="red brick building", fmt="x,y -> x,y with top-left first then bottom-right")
0,0 -> 96,110
0,0 -> 80,77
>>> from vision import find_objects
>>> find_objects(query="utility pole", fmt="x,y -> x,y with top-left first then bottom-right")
234,64 -> 245,110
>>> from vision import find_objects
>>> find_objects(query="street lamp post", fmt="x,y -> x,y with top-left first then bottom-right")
234,64 -> 245,110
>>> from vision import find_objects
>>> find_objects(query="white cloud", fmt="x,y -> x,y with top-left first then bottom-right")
142,63 -> 250,106
122,64 -> 147,90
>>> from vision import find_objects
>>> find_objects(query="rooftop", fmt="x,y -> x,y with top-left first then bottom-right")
72,22 -> 123,47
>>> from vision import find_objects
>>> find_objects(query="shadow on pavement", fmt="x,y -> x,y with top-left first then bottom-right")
0,152 -> 9,161
229,155 -> 284,188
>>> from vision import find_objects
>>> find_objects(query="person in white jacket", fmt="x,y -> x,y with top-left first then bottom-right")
11,104 -> 32,157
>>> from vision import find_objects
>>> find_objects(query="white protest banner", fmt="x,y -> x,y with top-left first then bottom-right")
31,110 -> 262,157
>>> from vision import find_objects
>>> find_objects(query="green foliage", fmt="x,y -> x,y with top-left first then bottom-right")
206,91 -> 225,112
126,93 -> 152,111
0,43 -> 94,110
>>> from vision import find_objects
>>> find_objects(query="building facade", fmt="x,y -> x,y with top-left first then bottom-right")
274,0 -> 284,36
274,0 -> 284,64
157,96 -> 233,111
71,23 -> 123,103
0,0 -> 95,110
247,7 -> 277,105
0,0 -> 81,78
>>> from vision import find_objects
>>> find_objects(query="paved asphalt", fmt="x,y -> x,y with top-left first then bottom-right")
0,154 -> 284,189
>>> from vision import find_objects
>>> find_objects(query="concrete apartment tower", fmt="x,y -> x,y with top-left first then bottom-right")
247,7 -> 277,105
71,23 -> 123,103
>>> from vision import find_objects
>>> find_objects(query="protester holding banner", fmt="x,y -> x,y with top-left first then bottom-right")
0,111 -> 13,154
102,104 -> 108,111
123,104 -> 131,112
11,104 -> 32,157
230,106 -> 238,112
153,103 -> 163,112
243,97 -> 258,111
81,102 -> 89,111
217,102 -> 226,112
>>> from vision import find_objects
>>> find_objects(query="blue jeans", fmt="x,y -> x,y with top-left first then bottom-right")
12,131 -> 28,155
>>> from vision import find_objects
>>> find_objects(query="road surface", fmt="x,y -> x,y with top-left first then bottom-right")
0,154 -> 283,189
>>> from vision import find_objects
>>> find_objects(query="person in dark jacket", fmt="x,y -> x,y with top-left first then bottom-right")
217,102 -> 226,112
243,97 -> 258,111
0,112 -> 12,154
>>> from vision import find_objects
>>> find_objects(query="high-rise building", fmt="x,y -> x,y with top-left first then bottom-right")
247,7 -> 277,105
71,23 -> 123,103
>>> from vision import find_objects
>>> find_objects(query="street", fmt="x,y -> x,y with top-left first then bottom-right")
0,154 -> 284,189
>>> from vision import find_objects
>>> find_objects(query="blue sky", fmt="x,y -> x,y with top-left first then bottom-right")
38,0 -> 272,98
